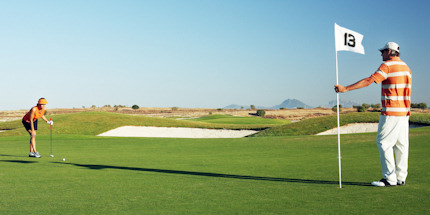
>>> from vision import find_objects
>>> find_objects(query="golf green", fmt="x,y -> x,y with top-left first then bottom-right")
1,126 -> 429,214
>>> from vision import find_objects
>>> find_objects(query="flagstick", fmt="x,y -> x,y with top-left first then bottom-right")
335,50 -> 342,189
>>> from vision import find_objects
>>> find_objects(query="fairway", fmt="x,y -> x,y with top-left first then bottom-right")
1,126 -> 429,214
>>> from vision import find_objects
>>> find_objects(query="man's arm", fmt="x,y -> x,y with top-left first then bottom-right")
334,77 -> 374,93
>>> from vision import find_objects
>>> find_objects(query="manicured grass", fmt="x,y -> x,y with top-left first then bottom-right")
1,126 -> 429,214
1,111 -> 429,214
185,114 -> 290,125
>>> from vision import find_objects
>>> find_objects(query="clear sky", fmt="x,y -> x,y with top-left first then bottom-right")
1,0 -> 429,110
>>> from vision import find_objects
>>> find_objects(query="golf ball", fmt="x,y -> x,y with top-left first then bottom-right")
62,158 -> 66,161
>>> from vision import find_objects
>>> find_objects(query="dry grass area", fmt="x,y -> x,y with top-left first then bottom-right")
1,107 -> 428,122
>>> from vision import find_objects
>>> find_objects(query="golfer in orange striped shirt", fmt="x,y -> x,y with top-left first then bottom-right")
335,42 -> 411,187
22,98 -> 53,158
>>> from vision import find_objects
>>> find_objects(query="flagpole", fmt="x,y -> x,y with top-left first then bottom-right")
335,49 -> 342,189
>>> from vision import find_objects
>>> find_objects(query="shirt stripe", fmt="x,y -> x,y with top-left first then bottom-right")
382,84 -> 412,89
387,71 -> 411,78
376,70 -> 388,79
382,107 -> 411,112
382,96 -> 411,101
384,61 -> 407,66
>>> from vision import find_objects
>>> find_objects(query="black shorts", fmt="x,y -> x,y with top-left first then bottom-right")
22,119 -> 38,131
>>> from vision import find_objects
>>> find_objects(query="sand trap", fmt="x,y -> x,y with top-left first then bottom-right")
316,123 -> 379,135
316,123 -> 427,135
98,126 -> 258,138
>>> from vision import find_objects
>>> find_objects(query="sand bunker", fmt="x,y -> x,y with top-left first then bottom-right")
316,123 -> 426,135
98,126 -> 258,138
97,123 -> 427,138
316,123 -> 379,135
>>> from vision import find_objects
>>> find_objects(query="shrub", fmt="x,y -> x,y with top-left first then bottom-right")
411,103 -> 428,109
357,106 -> 367,112
371,104 -> 381,109
132,105 -> 139,110
362,103 -> 370,109
332,105 -> 342,112
256,110 -> 266,117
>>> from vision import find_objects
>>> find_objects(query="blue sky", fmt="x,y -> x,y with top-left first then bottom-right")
1,0 -> 429,110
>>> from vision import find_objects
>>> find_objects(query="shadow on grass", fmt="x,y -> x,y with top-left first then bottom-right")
0,154 -> 27,158
54,162 -> 371,187
0,160 -> 38,164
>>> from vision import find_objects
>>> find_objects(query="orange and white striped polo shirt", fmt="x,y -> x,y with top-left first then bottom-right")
370,57 -> 412,116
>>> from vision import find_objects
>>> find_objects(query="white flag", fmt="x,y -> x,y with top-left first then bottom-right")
335,23 -> 365,54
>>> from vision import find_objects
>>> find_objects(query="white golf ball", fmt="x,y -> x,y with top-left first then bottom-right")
50,155 -> 54,157
62,158 -> 66,161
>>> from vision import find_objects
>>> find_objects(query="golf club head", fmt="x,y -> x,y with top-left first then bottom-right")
50,154 -> 54,157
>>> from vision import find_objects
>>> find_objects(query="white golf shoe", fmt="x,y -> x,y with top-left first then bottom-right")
29,152 -> 35,157
371,179 -> 396,187
34,152 -> 42,158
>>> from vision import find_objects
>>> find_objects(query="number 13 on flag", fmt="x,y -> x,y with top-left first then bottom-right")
335,23 -> 365,55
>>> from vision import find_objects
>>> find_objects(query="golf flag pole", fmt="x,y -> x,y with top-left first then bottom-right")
335,48 -> 342,188
334,23 -> 365,188
50,118 -> 53,156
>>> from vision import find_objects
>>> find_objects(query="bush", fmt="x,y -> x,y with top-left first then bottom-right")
411,103 -> 428,109
371,104 -> 381,109
132,105 -> 139,110
362,103 -> 370,109
357,106 -> 367,112
332,105 -> 342,112
256,110 -> 266,117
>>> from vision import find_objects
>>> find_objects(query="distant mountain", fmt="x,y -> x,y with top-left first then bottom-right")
223,104 -> 244,109
223,99 -> 313,110
271,99 -> 313,109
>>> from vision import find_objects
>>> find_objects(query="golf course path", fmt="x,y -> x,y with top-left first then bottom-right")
98,126 -> 258,138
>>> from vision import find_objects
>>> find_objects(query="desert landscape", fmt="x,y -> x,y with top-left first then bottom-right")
2,106 -> 428,123
0,106 -> 347,122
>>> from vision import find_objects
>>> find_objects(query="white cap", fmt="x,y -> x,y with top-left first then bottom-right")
379,42 -> 400,53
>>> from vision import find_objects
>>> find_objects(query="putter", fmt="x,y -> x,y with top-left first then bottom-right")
49,118 -> 54,157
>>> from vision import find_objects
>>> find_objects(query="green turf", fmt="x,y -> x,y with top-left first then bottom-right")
184,114 -> 290,125
1,112 -> 429,214
1,127 -> 429,214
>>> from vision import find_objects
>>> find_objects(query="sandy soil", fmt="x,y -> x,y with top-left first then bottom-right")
98,126 -> 258,138
316,123 -> 427,136
316,123 -> 379,135
0,107 -> 341,122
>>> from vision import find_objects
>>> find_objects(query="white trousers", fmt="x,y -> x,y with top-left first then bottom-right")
376,115 -> 409,184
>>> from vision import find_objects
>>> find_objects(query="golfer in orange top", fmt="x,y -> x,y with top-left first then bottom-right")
335,42 -> 412,187
22,98 -> 53,158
